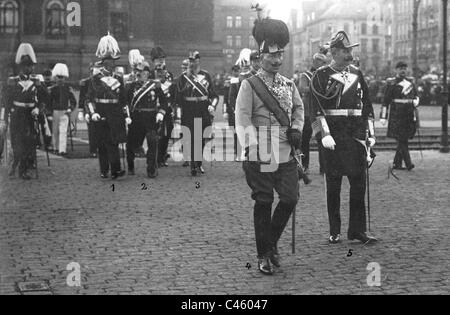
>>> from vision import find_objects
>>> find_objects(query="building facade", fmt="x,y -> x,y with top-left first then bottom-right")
0,0 -> 223,82
213,0 -> 258,73
291,0 -> 387,77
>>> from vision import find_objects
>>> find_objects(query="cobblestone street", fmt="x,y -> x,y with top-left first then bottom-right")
0,149 -> 449,295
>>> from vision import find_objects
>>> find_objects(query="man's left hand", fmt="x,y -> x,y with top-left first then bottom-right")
208,105 -> 215,113
367,137 -> 376,148
31,108 -> 39,117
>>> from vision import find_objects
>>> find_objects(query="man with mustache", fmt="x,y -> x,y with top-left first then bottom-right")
236,18 -> 304,275
310,31 -> 378,245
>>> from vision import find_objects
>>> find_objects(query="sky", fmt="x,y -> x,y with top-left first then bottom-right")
264,0 -> 304,21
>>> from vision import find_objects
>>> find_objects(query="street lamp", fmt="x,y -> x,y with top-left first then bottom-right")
441,0 -> 449,153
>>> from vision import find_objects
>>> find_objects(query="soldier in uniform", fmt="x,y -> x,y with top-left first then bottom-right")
298,52 -> 328,173
236,18 -> 304,275
86,34 -> 130,180
156,65 -> 176,168
310,31 -> 377,245
79,64 -> 98,158
227,49 -> 259,161
222,64 -> 240,133
126,61 -> 167,178
1,43 -> 46,180
380,61 -> 420,171
176,51 -> 219,176
48,63 -> 76,156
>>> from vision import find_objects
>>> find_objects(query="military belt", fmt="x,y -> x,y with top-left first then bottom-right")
13,101 -> 35,108
323,109 -> 362,117
393,99 -> 413,104
95,98 -> 119,104
185,96 -> 208,102
135,108 -> 157,112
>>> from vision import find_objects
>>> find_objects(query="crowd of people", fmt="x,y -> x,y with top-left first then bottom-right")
0,10 -> 424,277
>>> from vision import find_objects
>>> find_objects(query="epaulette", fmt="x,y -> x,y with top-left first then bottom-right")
7,76 -> 19,86
316,65 -> 329,73
230,77 -> 240,84
350,64 -> 360,72
386,77 -> 396,85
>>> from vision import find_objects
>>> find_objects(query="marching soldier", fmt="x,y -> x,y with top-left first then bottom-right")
380,61 -> 420,171
227,49 -> 257,161
178,58 -> 190,168
86,33 -> 129,180
1,43 -> 46,180
176,51 -> 219,176
236,18 -> 304,275
126,61 -> 167,178
48,63 -> 76,156
310,31 -> 377,245
79,64 -> 98,158
156,65 -> 176,168
298,52 -> 328,173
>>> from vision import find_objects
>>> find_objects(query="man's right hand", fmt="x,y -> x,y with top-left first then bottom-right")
380,119 -> 387,126
91,113 -> 101,122
84,114 -> 90,123
322,135 -> 336,150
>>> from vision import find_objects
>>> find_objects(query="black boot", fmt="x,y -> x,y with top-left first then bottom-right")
269,201 -> 296,267
254,202 -> 272,262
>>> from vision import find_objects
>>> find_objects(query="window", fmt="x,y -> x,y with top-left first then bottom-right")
45,0 -> 65,37
249,16 -> 255,28
361,22 -> 367,35
372,39 -> 380,53
373,24 -> 379,35
344,23 -> 350,34
249,35 -> 256,48
110,12 -> 128,39
226,16 -> 233,28
0,0 -> 19,34
235,35 -> 241,48
361,38 -> 368,54
235,16 -> 242,28
226,35 -> 233,47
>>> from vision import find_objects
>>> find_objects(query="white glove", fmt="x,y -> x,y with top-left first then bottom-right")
78,112 -> 84,121
91,113 -> 101,122
31,108 -> 39,117
84,114 -> 90,123
125,117 -> 132,125
156,113 -> 164,123
66,108 -> 72,115
413,97 -> 420,108
367,137 -> 376,148
223,113 -> 229,121
380,119 -> 387,126
322,135 -> 336,150
47,116 -> 53,122
208,105 -> 215,113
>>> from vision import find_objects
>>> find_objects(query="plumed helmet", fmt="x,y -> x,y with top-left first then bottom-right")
52,63 -> 69,78
15,43 -> 37,65
252,18 -> 290,54
235,48 -> 252,68
96,32 -> 121,60
129,49 -> 145,67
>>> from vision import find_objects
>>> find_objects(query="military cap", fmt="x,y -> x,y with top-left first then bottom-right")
329,31 -> 359,49
396,61 -> 408,69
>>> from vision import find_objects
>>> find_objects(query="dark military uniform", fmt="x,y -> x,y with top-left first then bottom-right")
86,72 -> 127,178
126,79 -> 167,175
176,69 -> 219,172
79,77 -> 97,155
381,77 -> 419,169
298,69 -> 315,170
311,64 -> 374,239
3,74 -> 46,178
157,79 -> 176,166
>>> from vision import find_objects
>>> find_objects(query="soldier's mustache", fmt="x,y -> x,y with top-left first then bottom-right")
345,56 -> 354,61
272,63 -> 282,67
